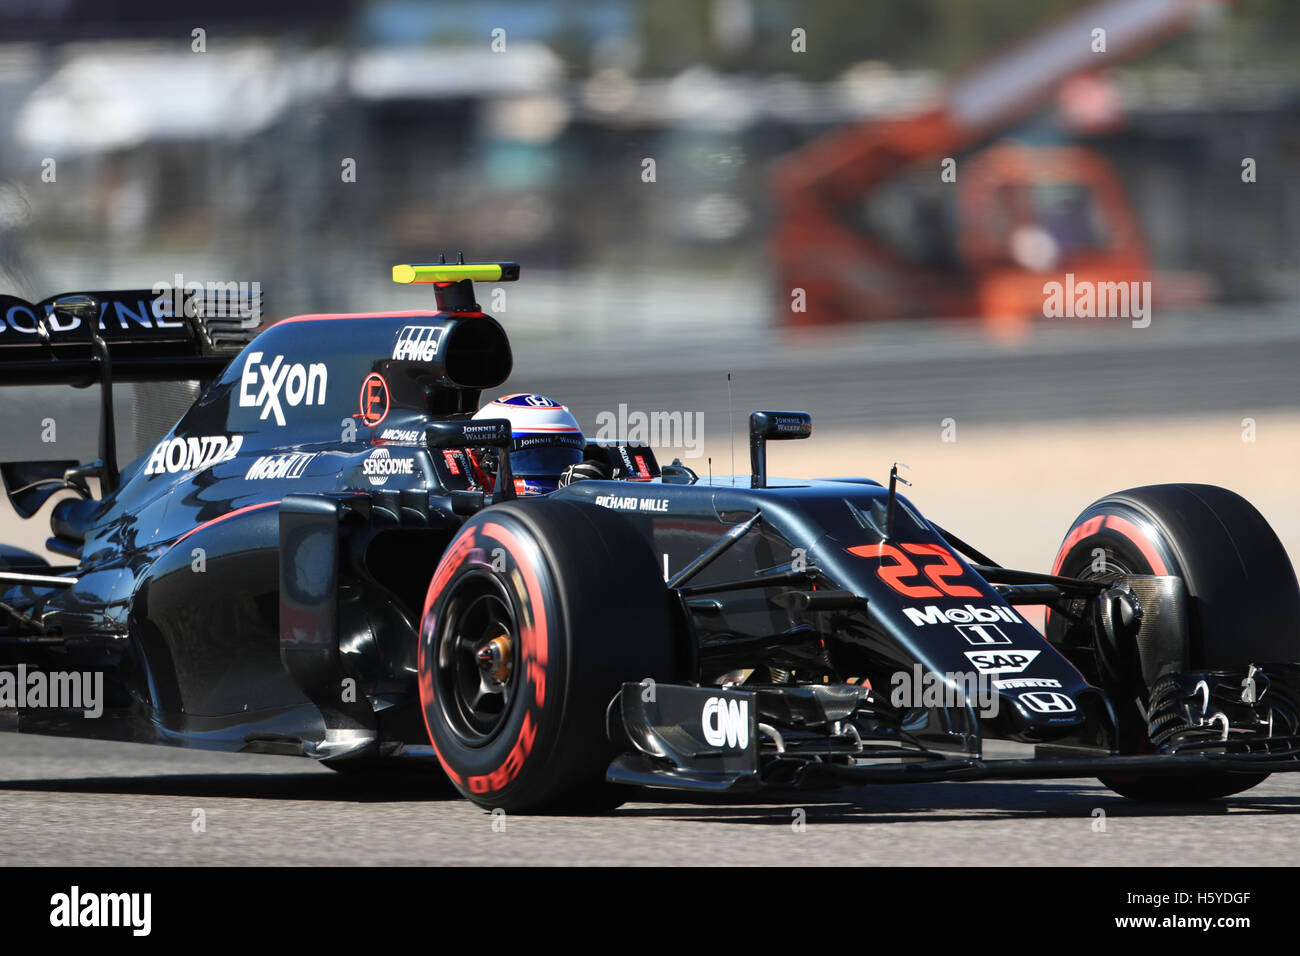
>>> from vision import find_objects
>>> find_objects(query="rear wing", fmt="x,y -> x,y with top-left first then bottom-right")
0,287 -> 263,495
0,287 -> 261,386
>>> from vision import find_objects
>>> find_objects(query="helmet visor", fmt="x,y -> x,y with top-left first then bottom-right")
511,432 -> 584,479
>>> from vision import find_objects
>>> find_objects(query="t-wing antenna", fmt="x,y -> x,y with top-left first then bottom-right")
391,255 -> 521,313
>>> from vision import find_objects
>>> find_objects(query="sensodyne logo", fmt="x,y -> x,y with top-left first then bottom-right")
363,447 -> 415,486
238,351 -> 328,426
393,326 -> 444,362
145,435 -> 242,475
701,696 -> 749,749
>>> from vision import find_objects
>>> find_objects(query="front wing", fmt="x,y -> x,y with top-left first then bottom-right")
606,682 -> 1300,794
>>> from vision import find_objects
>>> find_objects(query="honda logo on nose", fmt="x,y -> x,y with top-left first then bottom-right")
1018,691 -> 1077,714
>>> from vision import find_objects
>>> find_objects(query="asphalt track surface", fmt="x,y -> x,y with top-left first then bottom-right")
0,733 -> 1297,866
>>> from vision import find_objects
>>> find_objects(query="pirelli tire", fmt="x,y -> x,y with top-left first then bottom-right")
1048,483 -> 1300,802
418,498 -> 682,813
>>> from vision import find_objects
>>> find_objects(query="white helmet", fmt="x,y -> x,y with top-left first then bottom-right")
471,393 -> 585,495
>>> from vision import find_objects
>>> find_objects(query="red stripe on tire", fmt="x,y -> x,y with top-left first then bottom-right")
1051,515 -> 1104,576
1102,514 -> 1169,575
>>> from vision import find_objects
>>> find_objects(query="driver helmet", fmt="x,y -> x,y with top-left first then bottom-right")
470,393 -> 585,496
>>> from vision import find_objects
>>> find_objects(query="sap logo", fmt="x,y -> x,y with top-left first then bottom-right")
904,604 -> 1022,627
245,453 -> 316,480
363,448 -> 415,487
145,435 -> 242,475
393,326 -> 444,362
238,351 -> 328,426
963,650 -> 1040,674
701,696 -> 750,750
1018,691 -> 1077,715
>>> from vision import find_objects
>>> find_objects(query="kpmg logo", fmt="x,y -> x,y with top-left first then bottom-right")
392,326 -> 444,362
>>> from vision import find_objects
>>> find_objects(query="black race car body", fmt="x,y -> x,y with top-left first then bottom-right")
2,263 -> 1299,810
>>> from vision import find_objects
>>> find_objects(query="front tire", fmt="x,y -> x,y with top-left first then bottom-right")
418,498 -> 682,813
1049,483 -> 1300,802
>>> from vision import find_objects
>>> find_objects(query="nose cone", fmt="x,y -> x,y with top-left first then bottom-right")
994,685 -> 1087,741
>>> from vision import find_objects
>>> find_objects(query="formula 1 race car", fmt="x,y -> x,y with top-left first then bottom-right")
2,262 -> 1300,813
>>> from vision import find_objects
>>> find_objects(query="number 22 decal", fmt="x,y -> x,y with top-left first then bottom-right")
846,542 -> 981,598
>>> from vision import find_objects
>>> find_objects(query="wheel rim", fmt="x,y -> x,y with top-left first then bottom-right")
1057,546 -> 1135,624
436,570 -> 519,746
1059,544 -> 1153,753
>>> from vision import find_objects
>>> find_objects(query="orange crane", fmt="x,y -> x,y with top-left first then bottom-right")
772,0 -> 1232,328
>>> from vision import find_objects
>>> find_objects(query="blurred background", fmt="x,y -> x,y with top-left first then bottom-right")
1,0 -> 1299,573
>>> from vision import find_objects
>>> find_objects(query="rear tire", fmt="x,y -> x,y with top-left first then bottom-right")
1048,483 -> 1300,802
418,498 -> 682,813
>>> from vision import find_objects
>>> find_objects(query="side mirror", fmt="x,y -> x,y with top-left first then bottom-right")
425,418 -> 512,450
425,418 -> 515,502
749,410 -> 812,489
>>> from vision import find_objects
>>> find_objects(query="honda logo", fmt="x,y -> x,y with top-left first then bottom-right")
1018,691 -> 1077,715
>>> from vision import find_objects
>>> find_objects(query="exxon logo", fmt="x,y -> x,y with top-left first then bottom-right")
237,352 -> 327,426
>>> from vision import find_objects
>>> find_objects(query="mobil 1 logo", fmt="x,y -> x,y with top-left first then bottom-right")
905,603 -> 1020,646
